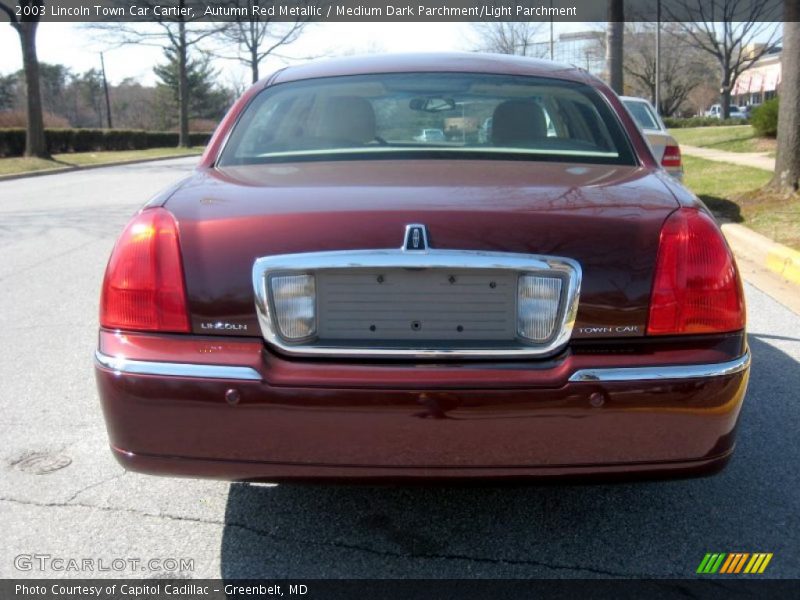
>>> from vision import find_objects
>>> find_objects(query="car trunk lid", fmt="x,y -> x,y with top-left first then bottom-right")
165,160 -> 679,343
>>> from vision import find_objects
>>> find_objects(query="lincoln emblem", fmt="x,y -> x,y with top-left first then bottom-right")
403,224 -> 428,251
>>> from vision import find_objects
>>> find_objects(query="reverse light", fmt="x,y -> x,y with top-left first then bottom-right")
100,208 -> 190,332
648,208 -> 744,335
517,274 -> 562,342
661,144 -> 682,169
270,274 -> 316,341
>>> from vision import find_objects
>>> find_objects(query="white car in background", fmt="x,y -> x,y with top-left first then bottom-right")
621,96 -> 683,181
705,104 -> 747,120
414,128 -> 447,142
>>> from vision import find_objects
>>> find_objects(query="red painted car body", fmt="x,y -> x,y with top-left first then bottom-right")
95,53 -> 749,481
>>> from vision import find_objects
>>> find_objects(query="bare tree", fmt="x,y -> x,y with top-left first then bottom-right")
89,1 -> 222,147
771,5 -> 799,194
212,1 -> 311,84
0,0 -> 47,157
670,0 -> 782,118
605,0 -> 625,94
470,22 -> 547,57
108,79 -> 164,130
335,41 -> 387,56
623,23 -> 716,116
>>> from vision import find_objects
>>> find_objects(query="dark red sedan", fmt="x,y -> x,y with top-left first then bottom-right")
95,53 -> 749,481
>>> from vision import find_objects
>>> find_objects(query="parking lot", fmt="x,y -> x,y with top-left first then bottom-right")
1,157 -> 799,578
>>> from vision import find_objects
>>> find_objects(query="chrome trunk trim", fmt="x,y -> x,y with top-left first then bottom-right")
252,247 -> 581,359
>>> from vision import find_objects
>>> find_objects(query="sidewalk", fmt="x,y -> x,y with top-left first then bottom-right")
0,152 -> 202,182
681,144 -> 775,171
723,224 -> 800,315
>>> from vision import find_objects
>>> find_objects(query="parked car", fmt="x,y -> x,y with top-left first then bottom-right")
705,104 -> 747,120
620,96 -> 683,181
741,104 -> 760,117
96,53 -> 749,482
728,106 -> 747,119
414,128 -> 446,142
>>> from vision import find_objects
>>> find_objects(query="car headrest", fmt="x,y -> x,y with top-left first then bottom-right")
491,100 -> 547,146
318,96 -> 376,145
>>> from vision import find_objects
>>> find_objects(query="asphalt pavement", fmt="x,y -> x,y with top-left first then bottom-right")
1,157 -> 799,578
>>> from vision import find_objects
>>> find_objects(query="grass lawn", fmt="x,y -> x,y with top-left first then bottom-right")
0,146 -> 204,176
683,155 -> 800,250
671,125 -> 776,154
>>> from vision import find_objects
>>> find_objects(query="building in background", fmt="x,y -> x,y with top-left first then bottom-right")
530,31 -> 605,76
732,49 -> 782,108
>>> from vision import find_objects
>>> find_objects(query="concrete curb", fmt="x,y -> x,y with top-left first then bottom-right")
722,223 -> 800,286
0,152 -> 202,183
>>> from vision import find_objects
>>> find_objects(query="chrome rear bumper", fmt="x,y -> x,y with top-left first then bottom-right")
96,348 -> 750,383
568,350 -> 750,382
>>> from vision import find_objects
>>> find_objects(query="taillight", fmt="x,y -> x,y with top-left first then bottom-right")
662,144 -> 682,169
648,208 -> 744,335
100,207 -> 190,332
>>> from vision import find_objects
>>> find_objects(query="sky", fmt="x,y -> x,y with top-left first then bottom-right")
0,22 -> 593,87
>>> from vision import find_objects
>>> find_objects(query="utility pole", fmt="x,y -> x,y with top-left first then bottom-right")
100,52 -> 113,129
655,0 -> 661,115
549,0 -> 554,60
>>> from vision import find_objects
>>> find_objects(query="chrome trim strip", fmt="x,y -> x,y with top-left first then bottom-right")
568,350 -> 751,383
252,248 -> 582,359
94,349 -> 750,383
94,351 -> 262,381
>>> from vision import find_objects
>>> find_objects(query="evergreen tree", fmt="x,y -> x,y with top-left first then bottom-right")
153,47 -> 231,127
0,73 -> 18,111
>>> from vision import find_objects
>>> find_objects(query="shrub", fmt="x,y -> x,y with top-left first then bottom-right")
189,132 -> 211,146
0,110 -> 70,128
189,118 -> 219,133
750,98 -> 779,138
663,116 -> 749,128
0,128 -> 25,156
45,129 -> 74,154
0,128 -> 213,157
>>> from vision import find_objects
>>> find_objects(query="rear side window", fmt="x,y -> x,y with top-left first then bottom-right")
219,72 -> 637,167
623,100 -> 661,131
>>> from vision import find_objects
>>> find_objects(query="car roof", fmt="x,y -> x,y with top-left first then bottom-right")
267,52 -> 591,86
620,96 -> 652,105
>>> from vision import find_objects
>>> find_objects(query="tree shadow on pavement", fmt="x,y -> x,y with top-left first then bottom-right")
699,194 -> 744,223
220,334 -> 798,578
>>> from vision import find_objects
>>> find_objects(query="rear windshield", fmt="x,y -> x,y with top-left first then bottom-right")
623,100 -> 662,131
218,72 -> 637,166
